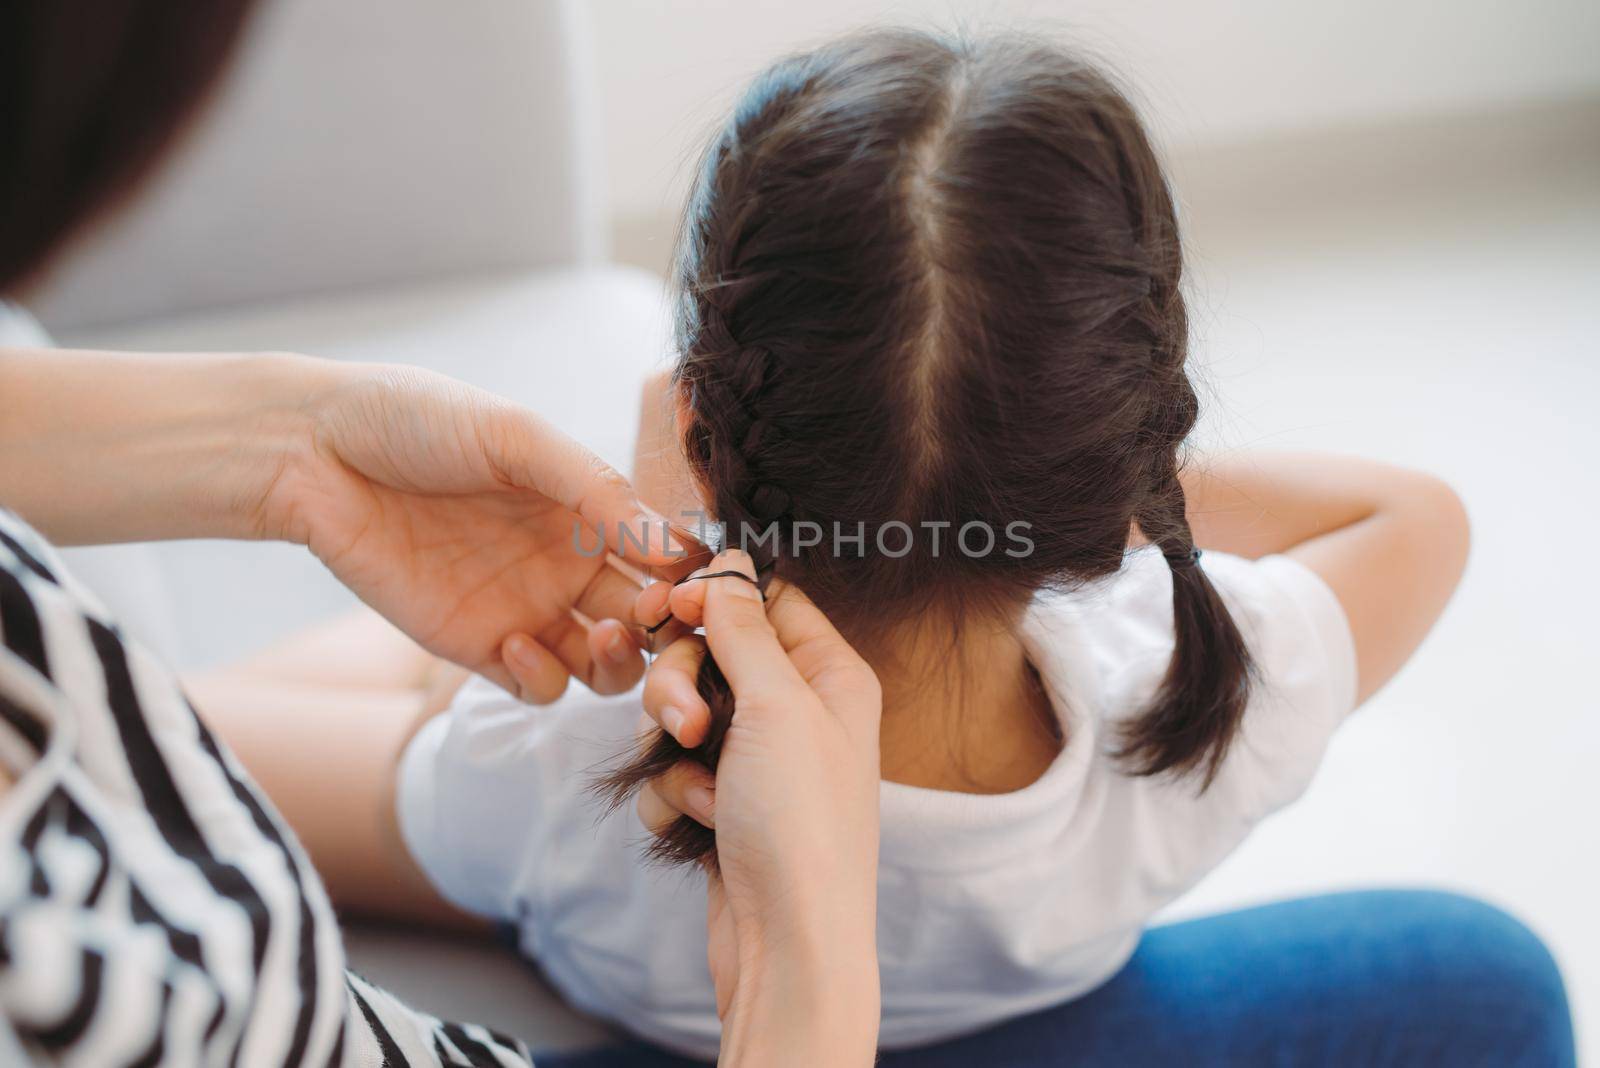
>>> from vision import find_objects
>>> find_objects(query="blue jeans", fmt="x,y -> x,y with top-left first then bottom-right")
536,890 -> 1575,1067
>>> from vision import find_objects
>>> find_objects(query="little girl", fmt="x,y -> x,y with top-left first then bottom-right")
196,28 -> 1470,1060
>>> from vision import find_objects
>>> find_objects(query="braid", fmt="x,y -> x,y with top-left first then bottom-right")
1133,366 -> 1198,551
596,233 -> 796,868
1117,371 -> 1256,785
688,335 -> 794,554
1108,141 -> 1260,784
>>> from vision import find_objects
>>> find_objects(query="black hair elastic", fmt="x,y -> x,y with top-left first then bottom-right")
643,569 -> 765,637
1165,547 -> 1203,569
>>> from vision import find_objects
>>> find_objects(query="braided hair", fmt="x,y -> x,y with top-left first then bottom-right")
599,30 -> 1255,865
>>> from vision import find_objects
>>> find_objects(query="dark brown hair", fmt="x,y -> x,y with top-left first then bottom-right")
0,0 -> 259,294
602,30 -> 1254,864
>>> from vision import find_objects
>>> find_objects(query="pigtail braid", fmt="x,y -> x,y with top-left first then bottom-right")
1117,443 -> 1256,786
596,293 -> 794,867
1092,97 -> 1255,786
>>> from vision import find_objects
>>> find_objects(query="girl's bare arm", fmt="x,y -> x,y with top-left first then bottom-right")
1182,452 -> 1470,704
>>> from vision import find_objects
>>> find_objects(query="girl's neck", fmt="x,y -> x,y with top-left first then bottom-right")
860,611 -> 1062,795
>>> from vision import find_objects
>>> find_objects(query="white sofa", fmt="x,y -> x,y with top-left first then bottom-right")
26,0 -> 658,1052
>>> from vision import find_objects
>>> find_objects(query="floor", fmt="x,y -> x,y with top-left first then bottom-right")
1152,98 -> 1600,1061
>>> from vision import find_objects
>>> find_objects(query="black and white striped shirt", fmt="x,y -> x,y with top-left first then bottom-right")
0,507 -> 536,1067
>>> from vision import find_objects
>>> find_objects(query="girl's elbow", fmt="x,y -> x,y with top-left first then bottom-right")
1408,472 -> 1471,584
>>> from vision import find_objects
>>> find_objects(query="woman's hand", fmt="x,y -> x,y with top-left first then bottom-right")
260,359 -> 701,700
0,347 -> 698,699
634,549 -> 882,1067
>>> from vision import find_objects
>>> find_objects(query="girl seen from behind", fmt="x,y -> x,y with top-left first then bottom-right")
193,29 -> 1573,1066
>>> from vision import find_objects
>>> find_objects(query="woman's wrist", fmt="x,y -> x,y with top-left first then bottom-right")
720,928 -> 880,1067
222,352 -> 361,544
0,346 -> 346,545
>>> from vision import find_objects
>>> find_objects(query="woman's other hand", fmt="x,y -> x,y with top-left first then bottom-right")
2,347 -> 705,698
261,359 -> 701,701
636,549 -> 882,1066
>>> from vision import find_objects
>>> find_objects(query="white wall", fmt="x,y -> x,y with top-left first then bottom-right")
591,0 -> 1600,224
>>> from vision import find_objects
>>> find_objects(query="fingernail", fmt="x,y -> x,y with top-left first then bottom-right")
508,636 -> 540,669
662,705 -> 686,739
605,630 -> 633,664
685,785 -> 716,825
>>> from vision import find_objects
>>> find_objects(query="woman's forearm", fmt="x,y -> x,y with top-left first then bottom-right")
0,346 -> 338,544
720,938 -> 880,1067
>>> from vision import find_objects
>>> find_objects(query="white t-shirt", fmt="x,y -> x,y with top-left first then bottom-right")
397,548 -> 1357,1058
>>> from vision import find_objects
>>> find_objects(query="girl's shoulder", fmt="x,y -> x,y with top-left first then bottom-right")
1031,547 -> 1355,710
1026,548 -> 1358,814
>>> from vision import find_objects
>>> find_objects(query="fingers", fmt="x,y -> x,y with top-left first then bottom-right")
694,550 -> 810,701
498,634 -> 570,704
761,581 -> 877,697
634,578 -> 697,653
585,617 -> 646,695
495,607 -> 648,705
636,760 -> 717,832
645,550 -> 841,702
527,610 -> 627,694
506,551 -> 652,695
654,565 -> 722,631
769,581 -> 882,743
649,556 -> 879,736
665,574 -> 709,629
670,574 -> 856,665
575,557 -> 651,624
645,537 -> 713,586
566,562 -> 652,691
636,579 -> 673,632
757,580 -> 840,655
641,634 -> 710,747
497,551 -> 664,700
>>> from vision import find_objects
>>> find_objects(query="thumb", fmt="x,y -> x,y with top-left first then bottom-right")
698,550 -> 810,706
763,580 -> 882,741
490,405 -> 689,565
